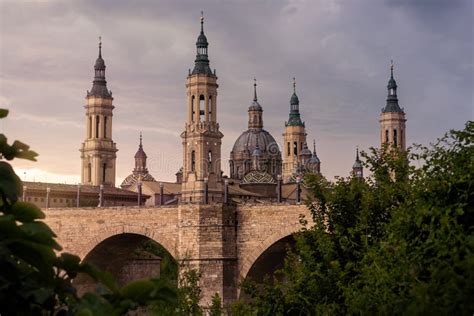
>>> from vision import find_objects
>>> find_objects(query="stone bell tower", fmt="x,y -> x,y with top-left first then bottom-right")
380,61 -> 407,151
282,78 -> 307,182
181,14 -> 223,203
80,38 -> 117,186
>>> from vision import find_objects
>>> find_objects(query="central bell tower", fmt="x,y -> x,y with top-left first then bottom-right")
181,13 -> 223,203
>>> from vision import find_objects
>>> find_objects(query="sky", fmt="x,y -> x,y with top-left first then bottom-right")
1,0 -> 472,185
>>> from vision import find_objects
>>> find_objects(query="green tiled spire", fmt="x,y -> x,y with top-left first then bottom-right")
286,77 -> 305,127
192,11 -> 213,76
382,60 -> 403,113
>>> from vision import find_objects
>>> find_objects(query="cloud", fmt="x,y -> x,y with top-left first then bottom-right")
1,0 -> 472,183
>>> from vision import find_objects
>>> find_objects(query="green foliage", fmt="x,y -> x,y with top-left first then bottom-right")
0,109 -> 180,315
140,239 -> 179,283
238,121 -> 474,315
209,293 -> 223,316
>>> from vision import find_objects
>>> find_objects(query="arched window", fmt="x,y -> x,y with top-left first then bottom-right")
87,163 -> 92,182
95,115 -> 100,138
385,129 -> 389,143
103,116 -> 107,139
208,96 -> 212,118
199,95 -> 205,121
191,151 -> 196,172
208,151 -> 212,172
287,142 -> 290,156
393,129 -> 398,147
191,95 -> 196,122
293,142 -> 298,156
89,116 -> 92,138
401,129 -> 404,148
102,163 -> 107,183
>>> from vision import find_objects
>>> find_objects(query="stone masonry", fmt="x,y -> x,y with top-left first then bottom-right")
43,203 -> 311,307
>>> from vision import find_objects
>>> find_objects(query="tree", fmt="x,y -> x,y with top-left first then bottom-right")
209,293 -> 223,316
238,121 -> 474,315
0,109 -> 178,315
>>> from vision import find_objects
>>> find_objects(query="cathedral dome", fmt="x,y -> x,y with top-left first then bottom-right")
232,129 -> 280,158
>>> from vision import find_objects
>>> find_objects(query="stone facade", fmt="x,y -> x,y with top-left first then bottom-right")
43,203 -> 311,307
80,40 -> 118,186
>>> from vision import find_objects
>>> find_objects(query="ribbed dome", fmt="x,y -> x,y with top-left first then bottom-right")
232,129 -> 280,157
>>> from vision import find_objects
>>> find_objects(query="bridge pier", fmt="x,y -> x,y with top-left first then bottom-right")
178,204 -> 238,306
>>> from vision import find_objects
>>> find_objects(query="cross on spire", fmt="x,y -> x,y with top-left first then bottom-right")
390,59 -> 394,78
253,78 -> 258,101
293,77 -> 296,93
200,11 -> 204,32
98,36 -> 102,58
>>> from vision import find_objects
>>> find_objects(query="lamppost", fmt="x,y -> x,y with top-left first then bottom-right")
277,175 -> 282,203
159,182 -> 164,206
22,185 -> 27,202
76,184 -> 81,208
99,184 -> 104,207
296,175 -> 301,204
224,179 -> 229,204
46,187 -> 51,208
137,181 -> 142,207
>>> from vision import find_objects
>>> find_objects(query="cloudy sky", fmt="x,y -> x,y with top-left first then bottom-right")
1,0 -> 472,184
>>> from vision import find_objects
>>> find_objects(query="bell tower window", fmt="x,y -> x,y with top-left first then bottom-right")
88,116 -> 92,138
191,95 -> 196,122
293,142 -> 298,156
102,163 -> 107,183
95,115 -> 100,138
393,129 -> 398,147
208,96 -> 212,118
208,150 -> 212,172
191,150 -> 196,172
287,142 -> 290,156
199,95 -> 205,121
385,130 -> 389,143
103,116 -> 107,139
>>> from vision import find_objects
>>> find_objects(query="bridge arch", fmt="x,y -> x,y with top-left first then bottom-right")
240,223 -> 302,281
75,230 -> 179,293
79,224 -> 178,260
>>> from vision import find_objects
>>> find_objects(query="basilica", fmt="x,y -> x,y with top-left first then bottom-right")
22,14 -> 406,208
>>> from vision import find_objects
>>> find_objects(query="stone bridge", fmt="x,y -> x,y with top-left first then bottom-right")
44,203 -> 312,306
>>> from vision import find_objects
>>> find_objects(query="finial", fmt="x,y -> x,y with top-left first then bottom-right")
98,36 -> 102,58
356,146 -> 359,160
313,139 -> 316,153
253,78 -> 258,101
200,11 -> 204,32
390,59 -> 394,78
139,132 -> 143,148
293,77 -> 296,93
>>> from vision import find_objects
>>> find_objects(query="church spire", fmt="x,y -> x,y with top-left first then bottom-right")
253,78 -> 258,102
88,36 -> 111,98
134,132 -> 148,172
191,11 -> 213,76
248,78 -> 263,129
352,146 -> 363,178
382,60 -> 402,113
286,77 -> 304,127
